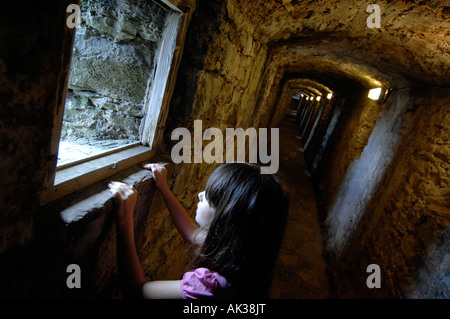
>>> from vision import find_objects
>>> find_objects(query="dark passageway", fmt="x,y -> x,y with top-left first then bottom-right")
271,114 -> 330,298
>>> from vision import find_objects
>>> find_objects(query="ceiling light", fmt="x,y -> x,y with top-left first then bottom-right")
327,93 -> 333,99
368,87 -> 382,100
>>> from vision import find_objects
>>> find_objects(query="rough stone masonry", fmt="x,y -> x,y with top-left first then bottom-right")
61,0 -> 168,152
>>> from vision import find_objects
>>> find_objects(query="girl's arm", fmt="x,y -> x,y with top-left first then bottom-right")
108,181 -> 183,299
108,181 -> 145,298
143,163 -> 201,246
142,280 -> 183,299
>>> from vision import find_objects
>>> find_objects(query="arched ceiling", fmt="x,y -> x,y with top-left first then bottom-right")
227,0 -> 450,89
281,78 -> 332,96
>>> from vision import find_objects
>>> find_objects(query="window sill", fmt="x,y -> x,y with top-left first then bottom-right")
40,144 -> 155,205
37,164 -> 159,264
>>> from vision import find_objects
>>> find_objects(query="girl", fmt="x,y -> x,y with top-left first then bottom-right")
108,162 -> 289,299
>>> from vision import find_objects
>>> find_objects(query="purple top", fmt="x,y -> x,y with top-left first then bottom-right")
180,267 -> 233,299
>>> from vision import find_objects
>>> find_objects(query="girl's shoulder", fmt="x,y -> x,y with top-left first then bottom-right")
180,267 -> 234,299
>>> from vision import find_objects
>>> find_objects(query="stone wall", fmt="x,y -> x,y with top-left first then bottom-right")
315,91 -> 383,213
0,0 -> 75,296
323,87 -> 450,298
404,228 -> 450,298
304,94 -> 339,170
62,0 -> 168,146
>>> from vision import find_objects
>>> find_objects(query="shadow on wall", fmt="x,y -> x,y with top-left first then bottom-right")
4,166 -> 157,298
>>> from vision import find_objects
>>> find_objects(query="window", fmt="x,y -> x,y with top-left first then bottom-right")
40,0 -> 194,205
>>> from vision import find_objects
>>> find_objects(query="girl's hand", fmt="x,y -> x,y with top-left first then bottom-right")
108,181 -> 137,227
142,163 -> 169,191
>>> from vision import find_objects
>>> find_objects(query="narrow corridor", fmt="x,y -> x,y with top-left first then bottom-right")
270,114 -> 330,298
1,0 -> 448,299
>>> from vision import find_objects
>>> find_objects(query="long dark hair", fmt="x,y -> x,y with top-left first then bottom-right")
188,162 -> 289,298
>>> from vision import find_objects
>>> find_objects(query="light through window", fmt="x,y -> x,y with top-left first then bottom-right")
58,0 -> 174,166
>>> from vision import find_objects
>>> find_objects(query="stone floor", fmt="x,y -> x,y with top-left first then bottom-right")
270,114 -> 331,299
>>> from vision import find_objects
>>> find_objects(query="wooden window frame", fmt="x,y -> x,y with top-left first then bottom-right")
40,0 -> 195,205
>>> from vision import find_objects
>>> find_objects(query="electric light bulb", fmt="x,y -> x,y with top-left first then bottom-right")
368,88 -> 382,100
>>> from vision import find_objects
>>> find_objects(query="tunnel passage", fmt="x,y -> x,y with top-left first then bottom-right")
0,0 -> 448,299
257,58 -> 449,297
270,113 -> 331,298
164,0 -> 449,298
